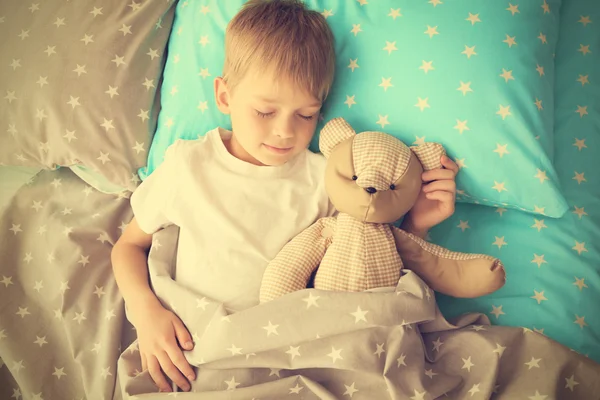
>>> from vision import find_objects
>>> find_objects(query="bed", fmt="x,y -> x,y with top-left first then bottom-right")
1,1 -> 599,399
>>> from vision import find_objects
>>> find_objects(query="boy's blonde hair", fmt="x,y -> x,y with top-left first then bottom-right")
222,0 -> 336,102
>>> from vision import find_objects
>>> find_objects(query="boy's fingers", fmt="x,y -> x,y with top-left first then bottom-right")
422,180 -> 456,194
173,318 -> 194,351
141,352 -> 148,372
425,190 -> 456,208
166,344 -> 195,383
422,169 -> 455,182
171,318 -> 196,381
441,155 -> 459,174
147,355 -> 171,392
157,351 -> 190,392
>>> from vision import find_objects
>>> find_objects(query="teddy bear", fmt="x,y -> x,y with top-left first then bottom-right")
259,117 -> 506,303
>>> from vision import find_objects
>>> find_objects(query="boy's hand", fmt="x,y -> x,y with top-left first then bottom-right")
401,155 -> 459,239
133,301 -> 196,392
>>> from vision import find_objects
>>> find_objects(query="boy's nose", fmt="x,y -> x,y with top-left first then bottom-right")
274,119 -> 295,138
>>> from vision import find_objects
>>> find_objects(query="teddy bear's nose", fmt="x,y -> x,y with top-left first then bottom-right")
365,187 -> 377,194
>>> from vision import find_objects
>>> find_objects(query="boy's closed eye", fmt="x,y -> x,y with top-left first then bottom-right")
254,110 -> 317,121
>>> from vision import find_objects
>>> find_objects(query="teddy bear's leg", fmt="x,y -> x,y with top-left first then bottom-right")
260,218 -> 335,303
392,227 -> 506,298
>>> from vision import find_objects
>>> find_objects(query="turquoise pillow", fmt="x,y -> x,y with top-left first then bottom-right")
432,0 -> 600,362
141,0 -> 568,217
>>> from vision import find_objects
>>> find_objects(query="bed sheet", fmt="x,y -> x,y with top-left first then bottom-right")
0,166 -> 41,212
0,168 -> 135,399
117,225 -> 600,399
431,0 -> 600,362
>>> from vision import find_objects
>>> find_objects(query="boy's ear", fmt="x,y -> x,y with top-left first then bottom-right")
319,117 -> 356,158
214,77 -> 231,115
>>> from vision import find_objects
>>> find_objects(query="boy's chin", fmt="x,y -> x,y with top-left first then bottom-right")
256,149 -> 296,166
257,155 -> 289,167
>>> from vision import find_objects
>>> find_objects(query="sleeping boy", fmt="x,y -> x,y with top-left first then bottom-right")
111,0 -> 459,393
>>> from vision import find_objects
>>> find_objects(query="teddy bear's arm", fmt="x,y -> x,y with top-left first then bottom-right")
391,226 -> 506,298
259,217 -> 336,303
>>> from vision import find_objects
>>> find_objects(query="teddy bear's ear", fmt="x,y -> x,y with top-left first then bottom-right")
319,117 -> 357,158
409,142 -> 446,171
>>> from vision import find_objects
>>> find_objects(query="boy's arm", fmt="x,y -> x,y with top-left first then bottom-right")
111,217 -> 160,322
399,217 -> 428,240
111,217 -> 195,393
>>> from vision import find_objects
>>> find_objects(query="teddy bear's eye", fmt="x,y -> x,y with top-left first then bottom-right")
352,175 -> 358,181
390,184 -> 396,190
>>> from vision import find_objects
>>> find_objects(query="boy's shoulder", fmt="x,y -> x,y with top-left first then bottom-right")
164,128 -> 219,160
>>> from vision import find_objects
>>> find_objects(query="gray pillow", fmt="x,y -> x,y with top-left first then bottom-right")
0,1 -> 176,191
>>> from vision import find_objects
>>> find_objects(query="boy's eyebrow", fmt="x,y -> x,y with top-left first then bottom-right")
255,96 -> 321,108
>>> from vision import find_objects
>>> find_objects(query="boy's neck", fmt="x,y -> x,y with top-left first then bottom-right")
223,134 -> 265,166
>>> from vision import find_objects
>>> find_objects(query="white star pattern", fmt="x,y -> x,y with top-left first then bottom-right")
81,34 -> 94,45
112,55 -> 126,67
16,307 -> 31,318
454,120 -> 469,134
286,346 -> 301,360
4,91 -> 17,103
64,129 -> 77,142
45,46 -> 56,56
289,383 -> 303,394
1,276 -> 13,287
525,357 -> 541,369
262,321 -> 279,337
197,101 -> 208,113
224,376 -> 240,390
493,343 -> 506,357
73,312 -> 86,324
468,383 -> 481,396
105,86 -> 119,98
226,344 -> 242,356
53,17 -> 66,28
565,375 -> 579,391
397,354 -> 407,367
461,356 -> 475,372
491,305 -> 505,318
94,286 -> 106,298
432,337 -> 444,352
101,367 -> 112,379
34,336 -> 47,347
53,367 -> 67,379
374,343 -> 385,358
410,389 -> 427,400
67,96 -> 81,109
350,306 -> 368,323
97,152 -> 111,164
73,64 -> 87,77
379,77 -> 393,91
90,7 -> 103,17
424,369 -> 438,379
33,281 -> 43,292
119,24 -> 132,36
143,78 -> 156,90
302,292 -> 320,309
327,347 -> 343,363
344,382 -> 359,397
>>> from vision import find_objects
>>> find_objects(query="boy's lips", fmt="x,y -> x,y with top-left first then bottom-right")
263,144 -> 293,154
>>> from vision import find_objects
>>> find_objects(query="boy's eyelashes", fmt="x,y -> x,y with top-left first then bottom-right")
254,110 -> 315,121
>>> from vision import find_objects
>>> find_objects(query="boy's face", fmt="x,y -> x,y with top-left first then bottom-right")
214,69 -> 322,166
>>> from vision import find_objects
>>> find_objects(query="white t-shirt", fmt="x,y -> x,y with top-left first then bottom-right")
130,127 -> 334,312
